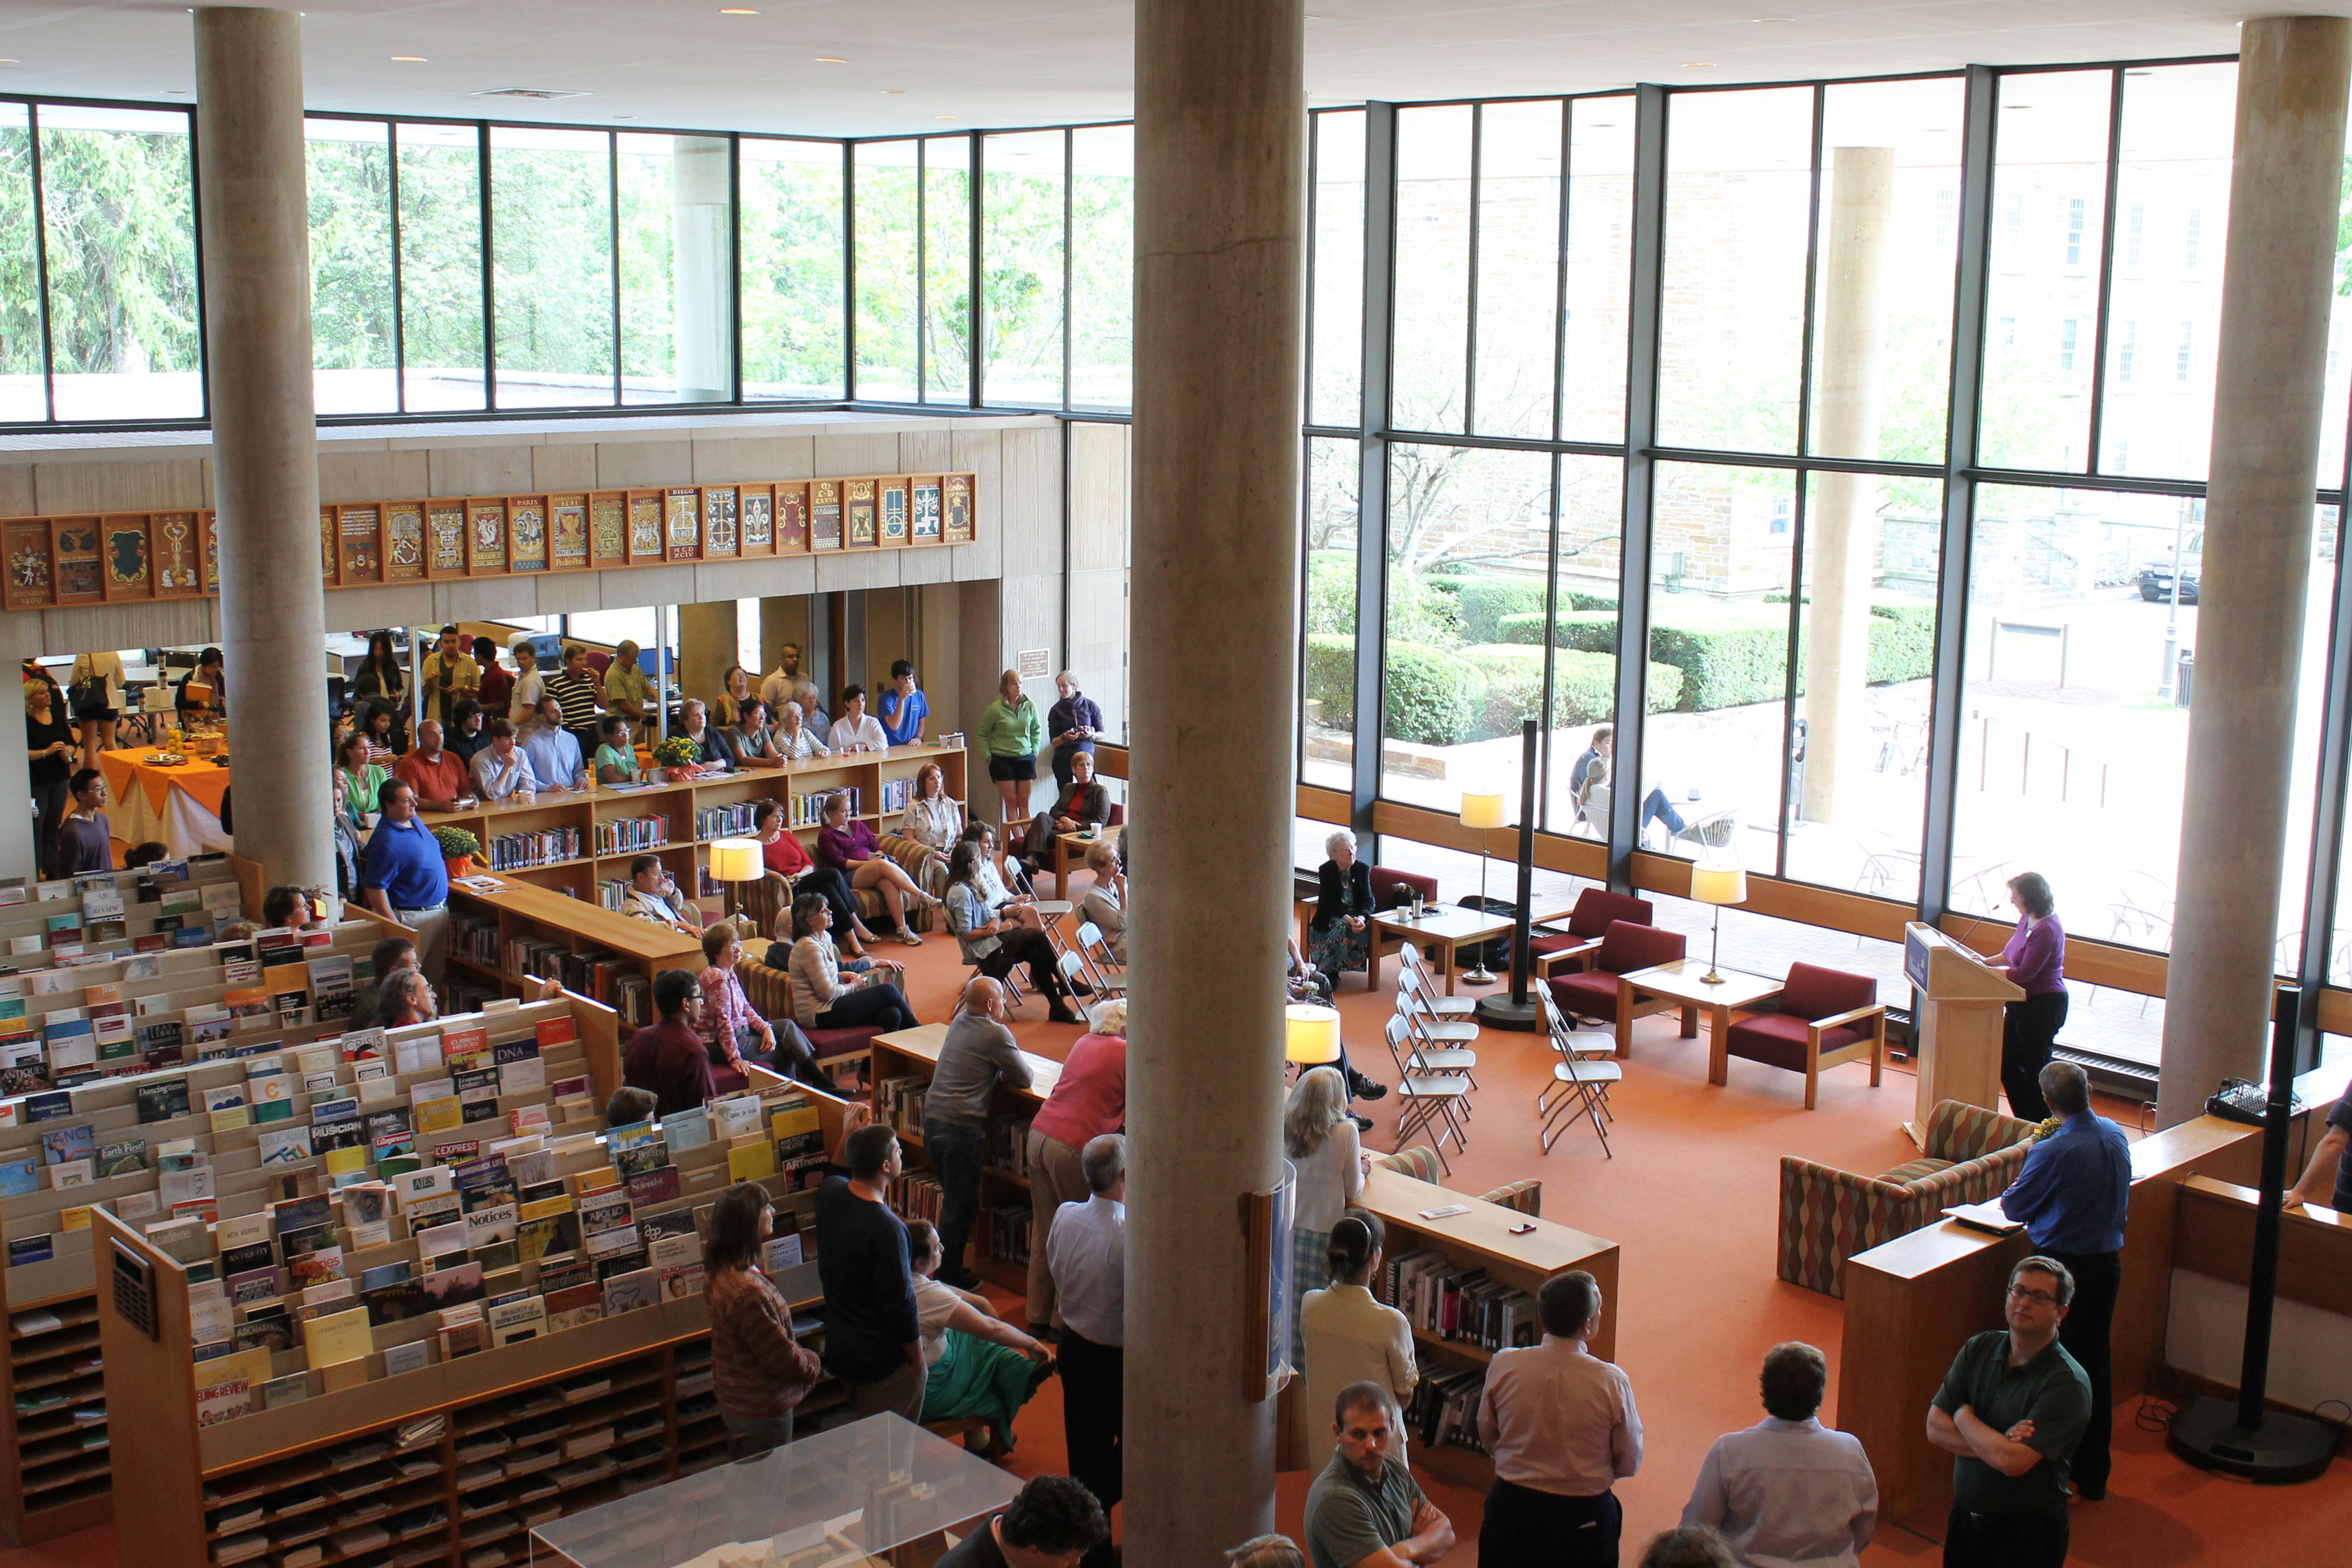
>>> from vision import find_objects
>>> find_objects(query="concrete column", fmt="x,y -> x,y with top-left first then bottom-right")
758,594 -> 809,680
674,601 -> 737,713
1127,1 -> 1303,1561
0,712 -> 32,875
2159,18 -> 2352,1125
1799,146 -> 1892,826
193,8 -> 333,895
672,136 -> 732,403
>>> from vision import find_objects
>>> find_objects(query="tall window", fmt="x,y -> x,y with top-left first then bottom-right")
740,138 -> 846,400
981,129 -> 1067,409
1473,98 -> 1562,440
394,122 -> 486,413
853,140 -> 919,402
0,104 -> 38,422
1561,97 -> 1635,442
1309,110 -> 1366,431
1302,436 -> 1360,791
1069,125 -> 1133,412
922,135 -> 972,404
616,133 -> 734,405
489,125 -> 616,408
1390,105 -> 1473,433
2065,196 -> 2085,265
305,119 -> 396,416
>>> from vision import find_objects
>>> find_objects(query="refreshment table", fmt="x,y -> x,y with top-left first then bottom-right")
96,747 -> 234,858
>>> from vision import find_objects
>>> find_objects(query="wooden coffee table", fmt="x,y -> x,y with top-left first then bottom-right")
1618,959 -> 1784,1077
1368,901 -> 1576,994
1053,826 -> 1119,900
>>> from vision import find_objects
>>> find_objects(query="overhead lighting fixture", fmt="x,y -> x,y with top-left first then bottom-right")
720,7 -> 759,12
1752,14 -> 1794,20
1682,62 -> 1715,68
471,87 -> 590,100
814,56 -> 847,63
614,114 -> 636,120
935,114 -> 956,120
392,56 -> 426,62
883,89 -> 906,94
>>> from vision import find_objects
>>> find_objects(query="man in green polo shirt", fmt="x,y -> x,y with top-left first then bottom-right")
1927,1255 -> 2092,1568
1304,1382 -> 1454,1568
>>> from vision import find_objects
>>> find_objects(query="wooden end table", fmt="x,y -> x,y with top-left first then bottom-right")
1616,958 -> 1783,1075
1053,824 -> 1119,900
1367,900 -> 1576,993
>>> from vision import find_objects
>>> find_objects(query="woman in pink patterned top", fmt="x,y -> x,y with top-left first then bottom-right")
815,790 -> 938,947
1991,870 -> 2067,1123
696,923 -> 823,1086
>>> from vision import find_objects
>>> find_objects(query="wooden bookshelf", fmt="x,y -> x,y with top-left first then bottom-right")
443,881 -> 703,1026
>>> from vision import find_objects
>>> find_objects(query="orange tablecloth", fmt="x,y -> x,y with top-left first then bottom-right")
99,749 -> 236,855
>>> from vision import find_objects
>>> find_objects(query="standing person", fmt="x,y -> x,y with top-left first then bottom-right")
394,720 -> 474,814
176,646 -> 228,725
935,1476 -> 1109,1568
354,780 -> 450,981
1997,1060 -> 2129,1501
787,892 -> 918,1034
53,768 -> 114,875
520,695 -> 587,791
878,659 -> 930,747
698,922 -> 824,1085
334,731 -> 391,828
543,643 -> 606,756
1025,1000 -> 1126,1338
979,669 -> 1044,828
715,664 -> 757,728
418,625 -> 480,727
926,976 -> 1035,1287
817,791 -> 936,943
945,839 -> 1082,1022
469,718 -> 540,802
830,685 -> 890,753
1048,1133 -> 1128,1545
621,969 -> 716,1116
704,1182 -> 824,1459
1927,1257 -> 2091,1568
1047,671 -> 1104,791
348,934 -> 418,1031
67,647 -> 125,767
758,643 -> 805,717
1286,1066 -> 1367,1368
603,639 -> 654,724
1681,1342 -> 1878,1567
506,637 -> 546,725
1475,1269 -> 1643,1567
471,636 -> 512,718
25,681 -> 76,879
1309,830 -> 1376,981
754,801 -> 877,956
815,1116 -> 926,1420
1304,1383 -> 1455,1568
1300,1214 -> 1418,1473
349,632 -> 407,743
2287,1068 -> 2352,1218
1989,872 -> 2067,1124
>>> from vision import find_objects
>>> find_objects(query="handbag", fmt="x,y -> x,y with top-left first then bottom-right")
68,672 -> 107,716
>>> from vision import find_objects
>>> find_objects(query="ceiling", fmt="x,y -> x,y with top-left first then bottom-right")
0,1 -> 2300,139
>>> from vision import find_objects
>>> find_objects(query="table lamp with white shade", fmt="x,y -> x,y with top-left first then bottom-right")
707,837 -> 764,922
1689,863 -> 1747,986
1459,788 -> 1508,985
1284,1003 -> 1343,1076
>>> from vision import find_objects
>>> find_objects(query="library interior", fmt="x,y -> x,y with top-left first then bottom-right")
4,3 -> 2352,1567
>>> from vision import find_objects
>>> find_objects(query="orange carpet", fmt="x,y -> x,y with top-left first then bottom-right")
8,905 -> 2344,1568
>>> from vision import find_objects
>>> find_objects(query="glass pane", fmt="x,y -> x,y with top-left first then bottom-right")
1786,471 -> 1944,900
741,138 -> 845,401
1546,454 -> 1624,833
853,140 -> 919,402
1807,78 -> 1964,464
490,125 -> 615,409
1390,105 -> 1472,434
1657,87 -> 1813,455
617,133 -> 734,405
1561,96 -> 1634,443
1380,442 -> 1554,815
981,129 -> 1065,408
923,136 -> 971,404
40,105 -> 202,421
1309,110 -> 1365,430
0,103 -> 45,422
306,119 -> 398,416
2099,63 -> 2234,480
1472,99 -> 1561,440
1303,436 -> 1360,792
2322,117 -> 2352,489
1638,462 -> 1799,870
1978,70 -> 2113,472
1069,125 -> 1133,412
395,122 -> 484,413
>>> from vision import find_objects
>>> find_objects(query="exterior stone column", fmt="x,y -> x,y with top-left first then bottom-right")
1126,1 -> 1304,1561
2159,17 -> 2352,1124
1800,146 -> 1892,826
672,136 -> 732,403
193,8 -> 333,896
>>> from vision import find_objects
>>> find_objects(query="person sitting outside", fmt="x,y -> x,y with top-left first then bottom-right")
753,800 -> 876,958
622,969 -> 716,1116
506,637 -> 546,724
334,730 -> 389,830
520,695 -> 586,791
603,639 -> 654,723
1304,1382 -> 1455,1568
818,790 -> 937,944
619,853 -> 701,934
394,719 -> 475,813
773,699 -> 828,761
787,891 -> 917,1036
723,698 -> 784,766
673,698 -> 729,766
698,921 -> 824,1086
603,1084 -> 658,1129
53,768 -> 113,876
1682,1341 -> 1877,1568
878,659 -> 930,747
945,839 -> 1081,1024
543,643 -> 605,754
904,1217 -> 1054,1459
935,1475 -> 1109,1568
472,636 -> 512,718
1078,839 -> 1124,963
704,1180 -> 824,1460
593,715 -> 643,784
470,717 -> 540,802
830,684 -> 890,753
446,699 -> 491,769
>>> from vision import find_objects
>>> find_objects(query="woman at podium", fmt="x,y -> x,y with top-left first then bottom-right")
1990,872 -> 2067,1123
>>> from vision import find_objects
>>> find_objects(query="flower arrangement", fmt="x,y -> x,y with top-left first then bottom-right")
432,826 -> 482,862
652,736 -> 702,769
2031,1116 -> 2064,1142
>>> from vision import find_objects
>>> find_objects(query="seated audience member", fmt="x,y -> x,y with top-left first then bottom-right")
1477,1269 -> 1642,1567
830,684 -> 890,752
705,1180 -> 824,1460
1226,1540 -> 1306,1568
1304,1382 -> 1455,1568
261,885 -> 321,931
520,695 -> 586,790
961,820 -> 1048,930
753,800 -> 875,957
787,892 -> 918,1035
1309,828 -> 1374,980
1682,1342 -> 1877,1568
878,660 -> 930,747
698,921 -> 824,1086
1301,1214 -> 1417,1472
818,790 -> 937,943
506,639 -> 546,725
1638,1529 -> 1738,1568
446,698 -> 492,769
945,839 -> 1081,1024
795,680 -> 832,738
594,716 -> 643,784
469,717 -> 540,802
935,1475 -> 1109,1568
349,935 -> 418,1030
603,639 -> 654,722
379,969 -> 438,1028
394,719 -> 474,813
673,698 -> 729,766
895,762 -> 963,892
335,731 -> 389,830
903,1217 -> 1053,1458
604,1085 -> 658,1129
715,664 -> 756,728
1020,749 -> 1110,870
773,699 -> 828,761
620,853 -> 701,934
177,645 -> 228,721
1078,839 -> 1125,962
472,636 -> 513,718
622,969 -> 716,1116
54,768 -> 113,875
724,699 -> 784,766
122,840 -> 169,869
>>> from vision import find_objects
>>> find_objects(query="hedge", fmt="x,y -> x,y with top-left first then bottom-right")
1384,641 -> 1486,747
1305,632 -> 1357,728
1453,577 -> 1552,643
1493,598 -> 1938,711
1306,635 -> 1682,745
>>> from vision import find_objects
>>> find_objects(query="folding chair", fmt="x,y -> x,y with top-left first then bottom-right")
1380,1013 -> 1471,1172
1392,992 -> 1479,1090
1074,919 -> 1127,998
1396,963 -> 1480,1042
1054,949 -> 1100,1013
1397,944 -> 1478,1019
1538,989 -> 1619,1152
1007,857 -> 1073,920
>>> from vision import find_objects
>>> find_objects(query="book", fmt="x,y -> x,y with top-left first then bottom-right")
301,1304 -> 374,1368
542,1282 -> 604,1332
423,1260 -> 487,1311
1943,1201 -> 2024,1236
486,1293 -> 548,1346
39,1123 -> 94,1167
438,1304 -> 488,1359
599,1268 -> 657,1316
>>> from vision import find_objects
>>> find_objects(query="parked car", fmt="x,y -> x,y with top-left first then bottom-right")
2139,534 -> 2202,604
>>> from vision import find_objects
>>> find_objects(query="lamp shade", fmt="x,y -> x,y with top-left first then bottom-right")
1689,866 -> 1747,907
1460,791 -> 1508,830
707,838 -> 763,883
1284,1004 -> 1343,1064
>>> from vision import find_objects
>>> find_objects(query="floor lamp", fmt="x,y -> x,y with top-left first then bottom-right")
1459,790 -> 1508,985
707,837 -> 763,927
1690,863 -> 1746,985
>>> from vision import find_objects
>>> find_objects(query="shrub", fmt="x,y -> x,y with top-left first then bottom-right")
1867,597 -> 1938,685
1304,633 -> 1356,728
1565,588 -> 1619,612
1305,550 -> 1358,636
1456,645 -> 1685,732
1458,645 -> 1547,740
1495,608 -> 1617,652
1383,641 -> 1486,747
1453,577 -> 1552,643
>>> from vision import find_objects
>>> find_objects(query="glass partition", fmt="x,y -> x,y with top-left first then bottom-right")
394,120 -> 487,413
617,133 -> 734,405
923,135 -> 972,405
1069,124 -> 1133,412
853,139 -> 920,402
0,103 -> 44,422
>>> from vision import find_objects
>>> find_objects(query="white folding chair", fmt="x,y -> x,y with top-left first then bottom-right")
1054,949 -> 1098,1011
1007,856 -> 1073,920
1541,1043 -> 1622,1156
1380,1013 -> 1471,1172
1396,963 -> 1481,1042
1397,944 -> 1478,1018
1392,992 -> 1479,1091
1074,919 -> 1127,997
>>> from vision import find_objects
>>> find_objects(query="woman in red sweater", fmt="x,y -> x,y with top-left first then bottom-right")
704,1182 -> 822,1459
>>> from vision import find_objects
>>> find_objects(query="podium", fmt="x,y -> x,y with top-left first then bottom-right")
1903,922 -> 2023,1146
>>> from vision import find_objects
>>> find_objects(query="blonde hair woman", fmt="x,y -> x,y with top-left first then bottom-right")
1078,838 -> 1124,963
1283,1065 -> 1366,1366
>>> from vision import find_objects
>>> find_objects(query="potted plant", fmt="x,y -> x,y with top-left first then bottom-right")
652,735 -> 705,782
433,826 -> 483,879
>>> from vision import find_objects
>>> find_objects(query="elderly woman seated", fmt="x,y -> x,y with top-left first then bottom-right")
1308,828 -> 1375,980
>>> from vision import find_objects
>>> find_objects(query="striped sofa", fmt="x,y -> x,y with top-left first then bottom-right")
736,833 -> 943,943
1777,1099 -> 2040,1298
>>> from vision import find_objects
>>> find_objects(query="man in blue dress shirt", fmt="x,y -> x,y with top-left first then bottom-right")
1998,1060 -> 2130,1500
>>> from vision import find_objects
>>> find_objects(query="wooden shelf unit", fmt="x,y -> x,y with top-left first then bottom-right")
442,881 -> 703,1027
3,1287 -> 110,1543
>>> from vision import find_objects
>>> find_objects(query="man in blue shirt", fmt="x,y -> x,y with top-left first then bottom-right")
355,780 -> 452,985
1998,1060 -> 2129,1500
520,695 -> 587,791
877,659 -> 930,747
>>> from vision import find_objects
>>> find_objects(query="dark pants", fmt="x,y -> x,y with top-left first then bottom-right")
729,1022 -> 824,1088
2047,1245 -> 2120,1493
1945,1501 -> 2068,1568
979,930 -> 1069,1008
1638,787 -> 1687,839
723,1408 -> 791,1462
1480,1480 -> 1619,1567
2002,990 -> 2069,1122
923,1118 -> 987,1286
1059,1326 -> 1124,1516
32,778 -> 69,879
801,866 -> 870,937
815,982 -> 917,1034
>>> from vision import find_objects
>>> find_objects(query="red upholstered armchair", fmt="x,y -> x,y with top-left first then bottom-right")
1532,888 -> 1656,979
1724,961 -> 1885,1109
1548,919 -> 1687,1057
1368,866 -> 1437,912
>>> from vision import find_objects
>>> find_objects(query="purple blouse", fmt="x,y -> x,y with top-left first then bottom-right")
817,820 -> 878,870
2001,915 -> 2066,996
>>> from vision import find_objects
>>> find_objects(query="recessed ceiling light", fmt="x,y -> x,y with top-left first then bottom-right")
1752,15 -> 1794,21
883,89 -> 906,94
814,57 -> 848,63
720,8 -> 758,12
1682,62 -> 1714,68
614,114 -> 636,120
392,56 -> 426,62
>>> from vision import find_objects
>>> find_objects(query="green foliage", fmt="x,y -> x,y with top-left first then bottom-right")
1382,641 -> 1484,747
741,152 -> 846,395
1384,572 -> 1463,647
1865,598 -> 1938,685
1304,633 -> 1356,728
1497,597 -> 1936,710
1305,550 -> 1358,636
1458,644 -> 1545,740
491,143 -> 617,382
392,137 -> 484,374
30,124 -> 202,379
432,826 -> 483,861
1452,577 -> 1550,643
306,135 -> 396,373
